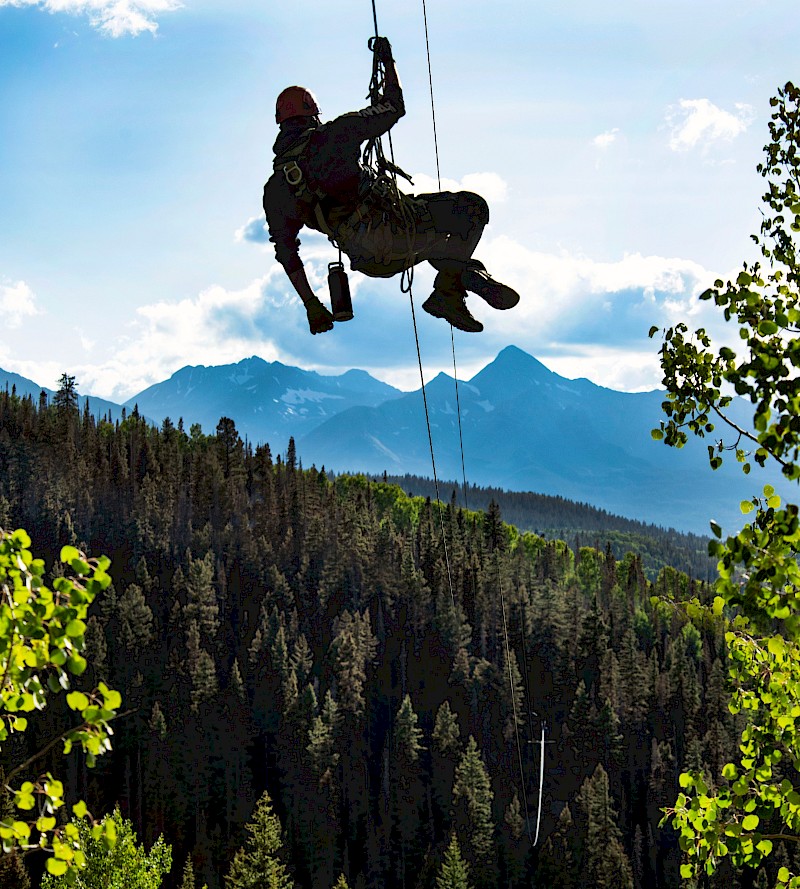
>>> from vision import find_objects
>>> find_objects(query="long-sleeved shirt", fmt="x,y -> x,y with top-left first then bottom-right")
263,80 -> 404,275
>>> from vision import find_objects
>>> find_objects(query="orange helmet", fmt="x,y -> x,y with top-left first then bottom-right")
275,86 -> 320,124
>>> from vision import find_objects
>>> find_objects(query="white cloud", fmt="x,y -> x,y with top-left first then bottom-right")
469,235 -> 735,367
0,280 -> 41,329
407,171 -> 509,203
235,216 -> 270,245
592,128 -> 620,149
80,272 -> 288,400
666,99 -> 755,152
0,0 -> 182,37
0,237 -> 740,401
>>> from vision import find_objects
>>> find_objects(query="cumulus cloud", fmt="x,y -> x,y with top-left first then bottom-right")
666,99 -> 755,152
235,216 -> 270,245
69,243 -> 401,400
0,280 -> 41,329
2,234 -> 740,401
592,128 -> 620,149
0,0 -> 182,37
465,235 -> 739,391
78,271 -> 290,400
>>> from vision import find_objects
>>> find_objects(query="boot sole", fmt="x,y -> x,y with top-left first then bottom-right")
422,298 -> 484,333
463,274 -> 520,310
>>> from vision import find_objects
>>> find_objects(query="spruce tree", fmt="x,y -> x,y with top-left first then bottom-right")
226,791 -> 294,889
576,765 -> 634,889
534,804 -> 577,889
452,736 -> 495,866
436,834 -> 472,889
433,700 -> 461,756
180,856 -> 196,889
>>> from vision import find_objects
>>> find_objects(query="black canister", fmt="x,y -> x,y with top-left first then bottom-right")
328,261 -> 353,321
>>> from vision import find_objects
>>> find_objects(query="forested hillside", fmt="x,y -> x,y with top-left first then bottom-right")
371,472 -> 715,581
0,388 -> 787,888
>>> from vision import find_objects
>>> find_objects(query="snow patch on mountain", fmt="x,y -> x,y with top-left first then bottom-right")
281,389 -> 346,406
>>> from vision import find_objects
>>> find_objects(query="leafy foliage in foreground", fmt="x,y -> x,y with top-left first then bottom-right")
40,807 -> 171,889
0,529 -> 120,881
652,81 -> 800,887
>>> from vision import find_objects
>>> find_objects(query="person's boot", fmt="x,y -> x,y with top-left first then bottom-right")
461,260 -> 520,309
422,278 -> 483,333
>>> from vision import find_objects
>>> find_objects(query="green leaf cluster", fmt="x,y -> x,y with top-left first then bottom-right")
653,82 -> 800,889
0,529 -> 121,882
650,82 -> 800,483
40,808 -> 171,889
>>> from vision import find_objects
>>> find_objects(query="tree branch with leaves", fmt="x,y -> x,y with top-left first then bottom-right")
650,81 -> 800,888
0,529 -> 120,881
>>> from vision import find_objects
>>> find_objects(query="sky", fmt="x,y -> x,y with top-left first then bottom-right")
0,0 -> 797,402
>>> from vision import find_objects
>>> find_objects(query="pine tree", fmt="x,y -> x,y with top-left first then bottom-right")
226,791 -> 294,889
393,694 -> 426,888
436,834 -> 472,889
576,764 -> 634,889
452,736 -> 495,863
180,856 -> 196,889
395,693 -> 424,764
53,372 -> 78,414
331,875 -> 350,889
534,805 -> 577,889
433,700 -> 461,755
118,583 -> 155,653
184,551 -> 219,640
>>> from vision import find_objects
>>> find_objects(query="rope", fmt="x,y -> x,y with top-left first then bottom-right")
534,722 -> 546,845
416,0 -> 532,845
421,0 -> 442,187
366,0 -> 537,844
367,0 -> 456,614
450,327 -> 468,511
420,0 -> 468,511
518,587 -> 538,839
499,574 -> 533,843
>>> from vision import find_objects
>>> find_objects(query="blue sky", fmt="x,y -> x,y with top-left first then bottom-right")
0,0 -> 797,401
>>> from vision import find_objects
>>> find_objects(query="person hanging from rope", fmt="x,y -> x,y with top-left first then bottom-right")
263,36 -> 520,334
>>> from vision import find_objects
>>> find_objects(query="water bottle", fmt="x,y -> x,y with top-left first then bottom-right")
328,260 -> 353,321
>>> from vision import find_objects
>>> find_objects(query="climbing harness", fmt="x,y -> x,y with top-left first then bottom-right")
273,127 -> 339,240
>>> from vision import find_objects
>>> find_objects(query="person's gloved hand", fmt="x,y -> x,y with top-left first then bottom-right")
370,36 -> 393,63
306,296 -> 334,335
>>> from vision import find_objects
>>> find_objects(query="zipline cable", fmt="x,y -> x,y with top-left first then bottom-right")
421,0 -> 468,512
417,0 -> 533,844
368,0 -> 457,613
534,722 -> 546,845
499,579 -> 533,843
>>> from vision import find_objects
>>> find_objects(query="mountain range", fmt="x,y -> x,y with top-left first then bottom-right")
1,346 -> 784,534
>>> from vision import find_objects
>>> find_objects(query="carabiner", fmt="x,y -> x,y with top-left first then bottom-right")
283,162 -> 303,187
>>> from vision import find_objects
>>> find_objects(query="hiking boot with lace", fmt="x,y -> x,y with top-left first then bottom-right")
422,286 -> 483,333
461,260 -> 519,310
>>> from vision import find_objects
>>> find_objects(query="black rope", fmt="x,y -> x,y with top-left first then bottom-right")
368,0 -> 456,613
421,0 -> 468,512
418,0 -> 534,843
499,576 -> 533,843
450,327 -> 469,511
421,0 -> 442,187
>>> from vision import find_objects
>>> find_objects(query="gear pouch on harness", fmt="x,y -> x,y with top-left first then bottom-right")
334,180 -> 448,278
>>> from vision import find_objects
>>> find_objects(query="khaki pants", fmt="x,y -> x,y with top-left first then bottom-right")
335,190 -> 489,283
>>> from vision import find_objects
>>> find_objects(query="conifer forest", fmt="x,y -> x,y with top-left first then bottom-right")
0,387 -> 786,889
